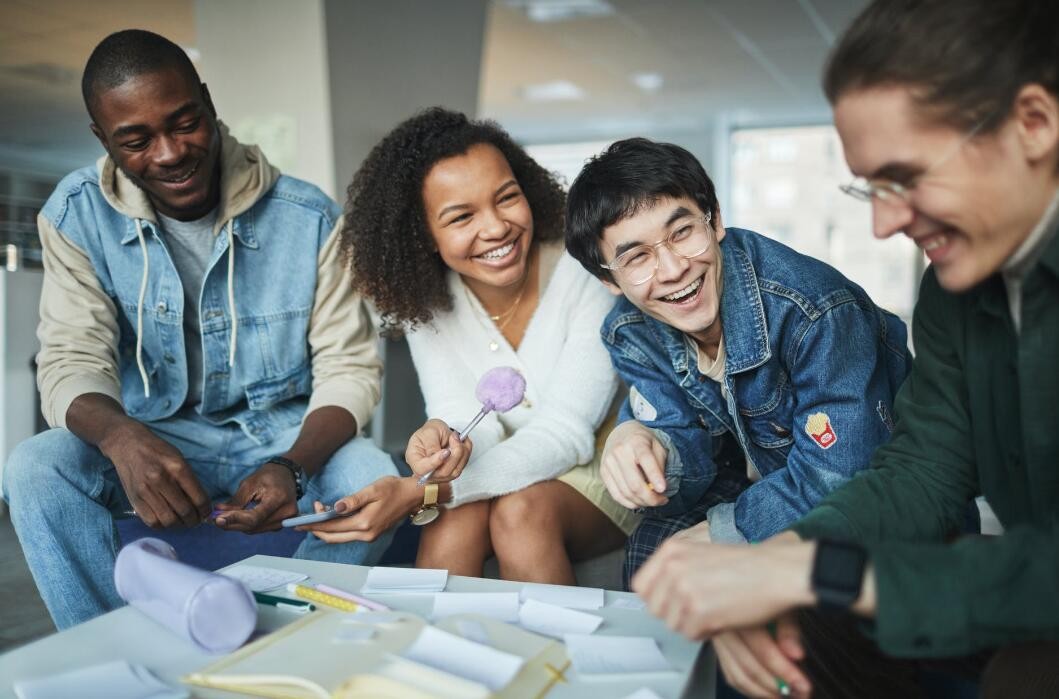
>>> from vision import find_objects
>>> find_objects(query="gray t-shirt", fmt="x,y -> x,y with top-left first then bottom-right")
157,209 -> 219,407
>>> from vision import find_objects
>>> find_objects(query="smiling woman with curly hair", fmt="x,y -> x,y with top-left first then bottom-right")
341,107 -> 566,335
311,107 -> 638,584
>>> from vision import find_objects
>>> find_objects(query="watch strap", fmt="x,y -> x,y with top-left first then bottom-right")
811,539 -> 868,611
423,483 -> 439,508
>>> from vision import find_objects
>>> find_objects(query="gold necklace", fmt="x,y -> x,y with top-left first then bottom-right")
463,280 -> 527,352
489,286 -> 526,327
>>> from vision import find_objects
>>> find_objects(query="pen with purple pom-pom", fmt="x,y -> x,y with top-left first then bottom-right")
417,366 -> 526,485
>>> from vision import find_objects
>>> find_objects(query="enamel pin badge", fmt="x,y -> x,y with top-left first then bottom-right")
805,412 -> 837,449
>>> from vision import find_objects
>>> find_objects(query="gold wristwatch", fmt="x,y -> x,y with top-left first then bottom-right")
411,483 -> 440,526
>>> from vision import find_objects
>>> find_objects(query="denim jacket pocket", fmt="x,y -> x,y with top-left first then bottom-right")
244,359 -> 312,411
742,416 -> 795,449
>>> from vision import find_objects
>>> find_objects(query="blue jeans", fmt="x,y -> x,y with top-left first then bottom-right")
2,409 -> 397,629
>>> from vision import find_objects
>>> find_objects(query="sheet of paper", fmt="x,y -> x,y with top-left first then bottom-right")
519,582 -> 604,609
518,598 -> 603,638
563,634 -> 675,675
220,564 -> 307,592
362,566 -> 448,594
610,597 -> 646,611
333,626 -> 375,643
402,626 -> 524,691
433,592 -> 520,622
13,660 -> 189,699
456,620 -> 492,645
623,689 -> 664,699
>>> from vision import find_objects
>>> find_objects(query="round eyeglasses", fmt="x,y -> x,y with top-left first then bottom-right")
838,116 -> 990,208
601,213 -> 714,286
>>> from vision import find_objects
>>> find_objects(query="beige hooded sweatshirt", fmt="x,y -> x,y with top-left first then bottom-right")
35,124 -> 382,432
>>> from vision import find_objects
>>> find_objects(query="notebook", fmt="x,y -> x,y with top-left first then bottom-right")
184,607 -> 570,699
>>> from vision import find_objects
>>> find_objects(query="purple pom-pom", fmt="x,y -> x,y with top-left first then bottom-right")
475,366 -> 526,413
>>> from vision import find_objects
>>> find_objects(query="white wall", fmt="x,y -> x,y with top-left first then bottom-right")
195,0 -> 337,197
0,270 -> 44,505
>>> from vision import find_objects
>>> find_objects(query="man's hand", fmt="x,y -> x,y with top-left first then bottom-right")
713,616 -> 809,698
631,536 -> 817,639
214,461 -> 298,533
405,419 -> 473,483
600,420 -> 669,509
100,420 -> 211,528
671,519 -> 712,544
299,476 -> 421,543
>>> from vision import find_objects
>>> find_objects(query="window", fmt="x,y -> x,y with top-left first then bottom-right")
525,140 -> 612,190
728,125 -> 921,325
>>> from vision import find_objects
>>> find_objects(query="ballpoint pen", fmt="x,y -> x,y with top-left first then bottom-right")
253,591 -> 315,613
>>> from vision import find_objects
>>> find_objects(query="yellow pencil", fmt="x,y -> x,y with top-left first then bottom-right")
286,583 -> 362,612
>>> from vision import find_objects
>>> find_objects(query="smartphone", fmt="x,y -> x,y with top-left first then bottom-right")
281,508 -> 348,528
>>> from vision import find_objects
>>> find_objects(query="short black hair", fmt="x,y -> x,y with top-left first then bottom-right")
824,0 -> 1059,132
82,29 -> 202,119
566,137 -> 719,282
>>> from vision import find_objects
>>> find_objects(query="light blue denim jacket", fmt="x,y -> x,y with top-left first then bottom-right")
36,132 -> 367,445
602,227 -> 911,543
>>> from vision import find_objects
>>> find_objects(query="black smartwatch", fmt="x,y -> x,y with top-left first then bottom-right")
810,539 -> 868,611
267,456 -> 306,499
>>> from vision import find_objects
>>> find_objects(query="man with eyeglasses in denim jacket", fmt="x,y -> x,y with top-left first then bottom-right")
565,137 -> 913,589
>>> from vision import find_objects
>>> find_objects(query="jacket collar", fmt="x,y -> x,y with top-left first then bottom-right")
1038,210 -> 1059,281
718,234 -> 771,374
975,194 -> 1059,316
647,232 -> 771,377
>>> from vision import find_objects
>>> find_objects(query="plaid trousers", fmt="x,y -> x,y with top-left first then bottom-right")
623,431 -> 751,589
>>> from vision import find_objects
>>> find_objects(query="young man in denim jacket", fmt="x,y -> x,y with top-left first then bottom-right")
1,30 -> 399,629
566,138 -> 911,585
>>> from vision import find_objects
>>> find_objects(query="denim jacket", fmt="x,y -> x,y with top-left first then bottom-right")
36,129 -> 379,445
602,227 -> 911,543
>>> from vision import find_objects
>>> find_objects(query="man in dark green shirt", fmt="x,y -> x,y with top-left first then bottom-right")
631,1 -> 1059,697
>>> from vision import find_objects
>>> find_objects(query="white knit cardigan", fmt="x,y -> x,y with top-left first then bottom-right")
405,249 -> 619,507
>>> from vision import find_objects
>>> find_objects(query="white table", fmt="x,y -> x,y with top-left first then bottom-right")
0,555 -> 714,698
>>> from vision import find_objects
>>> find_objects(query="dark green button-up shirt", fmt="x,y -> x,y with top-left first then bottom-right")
793,221 -> 1059,658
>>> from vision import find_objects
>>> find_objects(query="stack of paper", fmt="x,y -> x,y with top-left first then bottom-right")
519,582 -> 604,610
402,626 -> 525,692
13,660 -> 188,699
220,564 -> 307,592
563,634 -> 675,675
432,592 -> 520,622
361,567 -> 448,594
517,599 -> 603,639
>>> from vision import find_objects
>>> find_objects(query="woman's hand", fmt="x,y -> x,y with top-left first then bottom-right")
298,476 -> 421,543
405,418 -> 473,483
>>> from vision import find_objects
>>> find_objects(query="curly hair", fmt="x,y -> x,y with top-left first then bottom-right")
341,107 -> 567,335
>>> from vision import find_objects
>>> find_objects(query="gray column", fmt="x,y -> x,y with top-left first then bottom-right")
195,0 -> 489,452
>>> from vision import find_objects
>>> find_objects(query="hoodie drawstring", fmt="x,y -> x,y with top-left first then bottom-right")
134,219 -> 151,398
135,218 -> 237,401
226,220 -> 237,366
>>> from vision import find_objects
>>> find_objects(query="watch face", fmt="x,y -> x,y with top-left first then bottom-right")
411,507 -> 439,526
